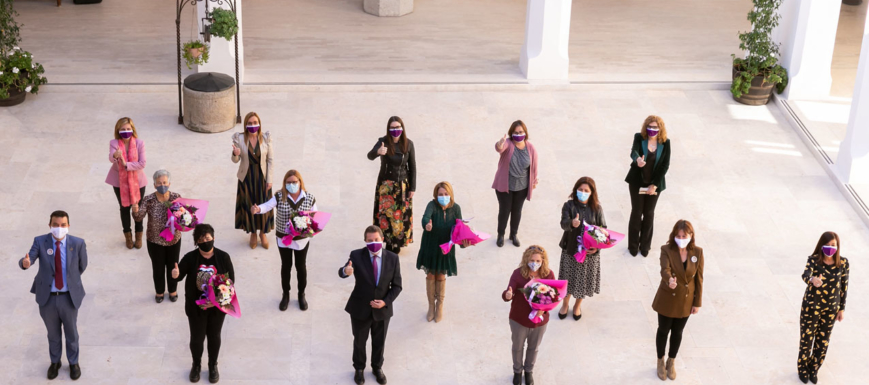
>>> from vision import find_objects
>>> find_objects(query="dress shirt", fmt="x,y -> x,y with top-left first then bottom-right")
369,249 -> 382,285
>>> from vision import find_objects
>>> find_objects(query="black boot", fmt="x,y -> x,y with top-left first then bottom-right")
47,362 -> 61,380
524,372 -> 534,385
512,372 -> 522,385
298,292 -> 308,311
208,363 -> 219,383
279,292 -> 289,311
189,364 -> 201,383
510,234 -> 521,247
496,234 -> 504,247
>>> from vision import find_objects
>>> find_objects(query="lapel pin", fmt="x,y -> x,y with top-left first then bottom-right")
691,256 -> 698,263
47,249 -> 54,256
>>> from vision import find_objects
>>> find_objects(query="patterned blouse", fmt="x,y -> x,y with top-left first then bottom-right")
801,255 -> 850,313
133,192 -> 182,246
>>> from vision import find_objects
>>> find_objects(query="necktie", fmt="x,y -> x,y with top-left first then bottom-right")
372,255 -> 379,286
54,241 -> 63,290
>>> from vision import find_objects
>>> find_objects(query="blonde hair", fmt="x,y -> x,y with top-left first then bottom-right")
519,245 -> 551,279
432,181 -> 455,209
113,117 -> 138,140
243,111 -> 264,142
640,115 -> 668,143
279,169 -> 306,203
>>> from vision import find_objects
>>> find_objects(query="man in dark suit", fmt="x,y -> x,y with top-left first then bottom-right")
339,225 -> 402,385
19,210 -> 88,381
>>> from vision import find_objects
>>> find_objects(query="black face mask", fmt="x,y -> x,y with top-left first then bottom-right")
199,240 -> 214,252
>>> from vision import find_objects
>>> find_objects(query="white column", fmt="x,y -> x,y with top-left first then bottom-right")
781,0 -> 840,100
519,0 -> 572,81
197,1 -> 245,84
836,11 -> 869,185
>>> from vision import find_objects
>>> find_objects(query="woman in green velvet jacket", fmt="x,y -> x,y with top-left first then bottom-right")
624,115 -> 671,257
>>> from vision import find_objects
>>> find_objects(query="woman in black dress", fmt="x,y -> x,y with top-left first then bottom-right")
232,111 -> 275,249
368,116 -> 417,254
172,224 -> 236,384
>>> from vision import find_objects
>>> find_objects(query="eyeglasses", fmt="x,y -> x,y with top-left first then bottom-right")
647,126 -> 659,130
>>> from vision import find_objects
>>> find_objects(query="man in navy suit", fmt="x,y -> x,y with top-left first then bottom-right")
19,210 -> 88,380
339,225 -> 402,385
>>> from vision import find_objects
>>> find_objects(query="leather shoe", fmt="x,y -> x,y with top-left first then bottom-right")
628,248 -> 638,257
512,372 -> 522,385
510,234 -> 521,247
170,294 -> 178,302
69,364 -> 81,381
156,295 -> 164,303
640,249 -> 650,257
189,364 -> 201,382
524,372 -> 534,385
298,292 -> 308,311
373,368 -> 387,384
47,362 -> 61,380
354,369 -> 365,384
496,234 -> 504,247
279,292 -> 289,311
208,363 -> 219,383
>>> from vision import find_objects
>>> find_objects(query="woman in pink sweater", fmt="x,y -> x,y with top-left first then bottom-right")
492,120 -> 539,247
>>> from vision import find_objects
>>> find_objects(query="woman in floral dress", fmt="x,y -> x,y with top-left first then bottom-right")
367,116 -> 417,254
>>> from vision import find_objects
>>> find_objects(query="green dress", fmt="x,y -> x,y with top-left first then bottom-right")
416,200 -> 462,276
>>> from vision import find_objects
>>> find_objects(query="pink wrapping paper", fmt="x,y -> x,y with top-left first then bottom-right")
159,198 -> 209,242
195,274 -> 241,318
522,279 -> 568,324
281,211 -> 332,246
573,224 -> 625,263
439,219 -> 491,254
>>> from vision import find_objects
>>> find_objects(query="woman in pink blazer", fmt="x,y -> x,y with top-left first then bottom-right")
492,120 -> 539,248
105,117 -> 147,249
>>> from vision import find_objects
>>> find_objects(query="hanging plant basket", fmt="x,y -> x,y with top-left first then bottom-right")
208,8 -> 238,41
182,40 -> 209,69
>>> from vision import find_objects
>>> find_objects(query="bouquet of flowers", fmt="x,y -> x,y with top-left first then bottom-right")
160,198 -> 209,242
520,279 -> 568,324
195,268 -> 241,318
574,223 -> 625,263
281,211 -> 331,246
439,218 -> 490,254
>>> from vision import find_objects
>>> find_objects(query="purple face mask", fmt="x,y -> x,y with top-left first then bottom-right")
512,134 -> 526,142
822,245 -> 837,257
647,128 -> 659,138
366,242 -> 383,253
246,125 -> 260,134
119,131 -> 133,139
388,128 -> 403,138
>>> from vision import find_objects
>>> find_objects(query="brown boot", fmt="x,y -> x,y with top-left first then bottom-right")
434,280 -> 446,323
656,358 -> 666,380
124,232 -> 133,249
134,231 -> 143,249
249,233 -> 257,249
425,278 -> 436,322
666,357 -> 676,380
260,233 -> 269,249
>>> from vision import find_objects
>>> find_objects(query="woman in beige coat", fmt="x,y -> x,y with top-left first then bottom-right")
651,219 -> 703,381
232,111 -> 275,249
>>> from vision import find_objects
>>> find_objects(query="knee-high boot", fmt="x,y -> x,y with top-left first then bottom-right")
435,280 -> 446,323
426,277 -> 436,322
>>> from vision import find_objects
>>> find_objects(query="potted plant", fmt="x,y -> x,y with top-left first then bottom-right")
0,0 -> 47,107
208,7 -> 239,41
182,40 -> 210,69
731,0 -> 788,105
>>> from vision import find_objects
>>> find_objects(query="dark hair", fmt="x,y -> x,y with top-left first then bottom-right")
570,177 -> 601,210
812,231 -> 842,267
666,220 -> 696,251
364,225 -> 384,240
507,120 -> 528,141
384,116 -> 408,156
49,210 -> 70,225
193,223 -> 215,245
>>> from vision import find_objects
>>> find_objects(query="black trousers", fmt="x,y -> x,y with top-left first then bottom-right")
146,241 -> 181,294
278,243 -> 309,293
496,188 -> 528,236
113,186 -> 145,233
351,315 -> 390,370
628,184 -> 660,253
186,304 -> 226,366
656,314 -> 689,359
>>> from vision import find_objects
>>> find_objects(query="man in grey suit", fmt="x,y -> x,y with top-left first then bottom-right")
19,210 -> 88,380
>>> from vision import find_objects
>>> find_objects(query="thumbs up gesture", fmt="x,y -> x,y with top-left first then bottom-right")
668,276 -> 677,289
425,219 -> 432,232
21,253 -> 31,269
377,142 -> 387,156
637,155 -> 646,168
113,147 -> 123,160
172,263 -> 180,279
505,286 -> 514,300
571,213 -> 581,228
344,261 -> 354,277
812,275 -> 823,287
232,144 -> 241,156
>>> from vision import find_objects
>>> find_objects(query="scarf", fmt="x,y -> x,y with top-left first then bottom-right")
117,138 -> 141,207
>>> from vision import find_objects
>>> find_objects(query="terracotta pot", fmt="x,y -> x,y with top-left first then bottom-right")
732,66 -> 775,106
0,88 -> 27,107
187,47 -> 203,59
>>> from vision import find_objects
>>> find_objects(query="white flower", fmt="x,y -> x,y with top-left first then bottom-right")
293,216 -> 309,230
12,67 -> 19,73
13,46 -> 19,51
25,86 -> 32,92
32,63 -> 36,68
0,71 -> 3,75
